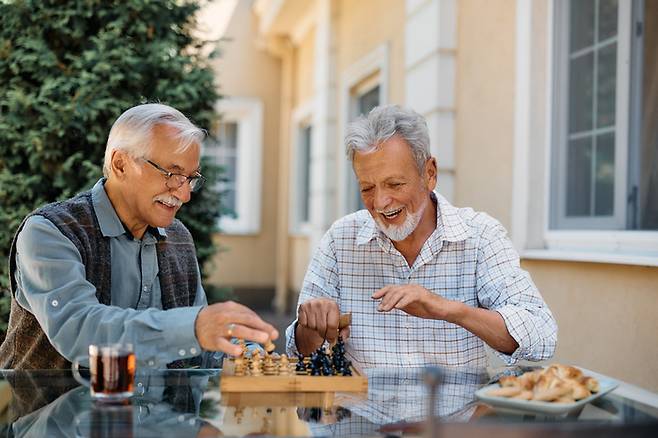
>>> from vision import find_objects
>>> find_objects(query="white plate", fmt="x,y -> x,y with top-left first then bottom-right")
475,375 -> 619,415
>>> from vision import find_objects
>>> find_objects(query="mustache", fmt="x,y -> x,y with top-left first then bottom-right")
153,194 -> 183,207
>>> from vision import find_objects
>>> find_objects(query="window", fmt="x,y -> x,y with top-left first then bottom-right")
290,100 -> 314,235
346,81 -> 381,213
339,43 -> 389,216
208,122 -> 238,214
551,0 -> 657,231
205,97 -> 263,235
297,124 -> 312,226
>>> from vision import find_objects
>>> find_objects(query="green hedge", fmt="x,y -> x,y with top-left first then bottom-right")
0,0 -> 227,340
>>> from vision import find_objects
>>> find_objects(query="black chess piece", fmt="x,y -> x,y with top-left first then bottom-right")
295,353 -> 307,374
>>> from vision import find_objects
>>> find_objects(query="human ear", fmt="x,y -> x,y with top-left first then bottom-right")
425,157 -> 438,189
110,150 -> 129,179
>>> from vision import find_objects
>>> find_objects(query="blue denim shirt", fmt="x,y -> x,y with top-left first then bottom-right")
13,179 -> 217,368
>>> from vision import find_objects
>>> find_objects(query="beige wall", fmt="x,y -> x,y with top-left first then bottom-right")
206,1 -> 281,289
524,260 -> 658,392
288,236 -> 310,292
454,0 -> 516,228
336,0 -> 406,104
293,28 -> 316,109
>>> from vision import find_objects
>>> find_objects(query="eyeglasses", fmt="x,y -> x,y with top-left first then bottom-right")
142,158 -> 205,192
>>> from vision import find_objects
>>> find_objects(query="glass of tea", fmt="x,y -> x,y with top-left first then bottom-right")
72,343 -> 136,402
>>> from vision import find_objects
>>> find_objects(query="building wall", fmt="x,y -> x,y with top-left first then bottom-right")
336,0 -> 406,104
454,0 -> 516,228
524,260 -> 658,392
206,0 -> 281,290
293,28 -> 316,109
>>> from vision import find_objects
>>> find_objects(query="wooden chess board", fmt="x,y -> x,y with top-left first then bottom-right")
220,357 -> 368,393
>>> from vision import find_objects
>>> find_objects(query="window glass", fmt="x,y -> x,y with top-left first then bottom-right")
206,122 -> 238,214
299,125 -> 312,224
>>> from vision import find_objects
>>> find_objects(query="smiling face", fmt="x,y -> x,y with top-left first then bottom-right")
353,135 -> 437,242
107,124 -> 201,238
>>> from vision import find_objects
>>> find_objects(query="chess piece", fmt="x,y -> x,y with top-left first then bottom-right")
234,357 -> 245,376
278,354 -> 292,376
264,339 -> 276,353
251,354 -> 263,376
238,339 -> 248,356
295,353 -> 308,375
263,355 -> 277,376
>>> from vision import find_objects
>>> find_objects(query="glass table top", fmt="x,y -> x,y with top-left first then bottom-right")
1,366 -> 657,437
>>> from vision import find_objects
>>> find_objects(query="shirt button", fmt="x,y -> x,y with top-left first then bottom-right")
143,286 -> 148,292
137,382 -> 143,387
51,300 -> 59,307
178,349 -> 186,356
148,360 -> 155,366
190,347 -> 197,355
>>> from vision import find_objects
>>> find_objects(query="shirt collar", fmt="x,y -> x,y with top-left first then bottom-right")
91,178 -> 167,240
355,191 -> 472,246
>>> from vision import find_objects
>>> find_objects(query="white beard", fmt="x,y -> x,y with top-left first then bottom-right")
375,198 -> 428,242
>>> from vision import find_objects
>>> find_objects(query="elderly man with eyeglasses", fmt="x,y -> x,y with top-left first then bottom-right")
0,103 -> 278,370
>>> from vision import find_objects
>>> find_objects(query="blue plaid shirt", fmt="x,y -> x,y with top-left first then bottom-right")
286,192 -> 557,368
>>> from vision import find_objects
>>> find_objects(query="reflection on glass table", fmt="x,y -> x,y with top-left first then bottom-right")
1,366 -> 658,437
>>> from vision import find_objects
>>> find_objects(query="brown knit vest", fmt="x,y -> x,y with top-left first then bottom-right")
0,189 -> 199,369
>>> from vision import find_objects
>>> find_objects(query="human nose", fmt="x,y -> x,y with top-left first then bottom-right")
372,187 -> 392,211
170,179 -> 192,203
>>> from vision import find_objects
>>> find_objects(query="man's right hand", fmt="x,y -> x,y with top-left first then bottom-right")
195,301 -> 278,356
295,298 -> 349,355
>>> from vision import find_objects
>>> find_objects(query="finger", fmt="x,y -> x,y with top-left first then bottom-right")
371,285 -> 391,299
324,304 -> 340,342
305,307 -> 318,332
215,337 -> 242,356
298,306 -> 308,327
229,324 -> 271,344
379,289 -> 404,312
224,312 -> 277,336
394,294 -> 413,310
339,326 -> 350,340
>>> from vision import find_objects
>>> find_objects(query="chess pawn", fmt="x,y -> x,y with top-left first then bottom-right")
295,354 -> 308,375
278,354 -> 291,376
238,339 -> 248,356
251,355 -> 263,376
251,350 -> 261,362
263,355 -> 277,376
234,357 -> 245,376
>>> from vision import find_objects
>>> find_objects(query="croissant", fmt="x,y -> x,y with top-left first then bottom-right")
487,364 -> 599,404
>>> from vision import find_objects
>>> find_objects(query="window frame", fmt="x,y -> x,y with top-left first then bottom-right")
338,43 -> 389,217
550,0 -> 631,230
210,97 -> 264,235
289,99 -> 315,236
513,0 -> 658,266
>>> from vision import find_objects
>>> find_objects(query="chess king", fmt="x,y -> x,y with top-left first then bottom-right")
285,104 -> 557,369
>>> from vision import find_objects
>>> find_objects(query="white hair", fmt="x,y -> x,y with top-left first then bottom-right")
345,104 -> 431,172
103,103 -> 206,177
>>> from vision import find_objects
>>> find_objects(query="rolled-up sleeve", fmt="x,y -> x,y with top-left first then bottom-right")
474,220 -> 558,364
15,216 -> 203,368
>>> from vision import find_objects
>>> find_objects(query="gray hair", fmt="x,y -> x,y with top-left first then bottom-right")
345,104 -> 431,172
103,103 -> 206,177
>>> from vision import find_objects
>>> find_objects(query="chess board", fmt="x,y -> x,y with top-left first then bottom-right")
220,356 -> 368,393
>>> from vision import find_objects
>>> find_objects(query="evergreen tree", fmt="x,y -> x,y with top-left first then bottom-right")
0,0 -> 225,339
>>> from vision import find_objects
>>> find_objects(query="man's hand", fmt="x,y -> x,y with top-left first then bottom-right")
295,298 -> 349,355
372,284 -> 455,320
195,301 -> 278,356
372,284 -> 519,354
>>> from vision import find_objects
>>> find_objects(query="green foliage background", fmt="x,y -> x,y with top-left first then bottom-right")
0,0 -> 227,340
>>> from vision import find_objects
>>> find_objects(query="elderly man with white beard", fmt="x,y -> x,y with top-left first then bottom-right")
285,104 -> 557,369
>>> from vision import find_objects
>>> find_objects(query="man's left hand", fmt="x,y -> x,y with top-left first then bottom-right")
372,284 -> 455,320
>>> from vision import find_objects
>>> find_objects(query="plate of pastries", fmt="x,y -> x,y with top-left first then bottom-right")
475,364 -> 618,414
